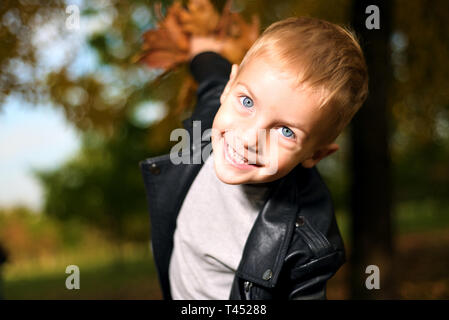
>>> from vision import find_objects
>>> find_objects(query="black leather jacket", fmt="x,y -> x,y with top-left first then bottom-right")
139,52 -> 346,300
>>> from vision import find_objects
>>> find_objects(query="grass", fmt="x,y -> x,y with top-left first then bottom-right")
334,199 -> 449,245
2,244 -> 162,300
1,199 -> 448,300
328,200 -> 449,299
394,199 -> 449,233
327,227 -> 449,299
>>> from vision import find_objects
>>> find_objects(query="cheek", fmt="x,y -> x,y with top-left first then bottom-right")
274,148 -> 302,173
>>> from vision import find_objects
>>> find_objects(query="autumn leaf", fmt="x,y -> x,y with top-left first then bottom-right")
135,0 -> 260,115
136,0 -> 260,70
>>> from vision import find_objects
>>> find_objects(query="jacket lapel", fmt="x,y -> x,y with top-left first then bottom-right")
140,152 -> 204,299
235,166 -> 302,289
140,136 -> 212,299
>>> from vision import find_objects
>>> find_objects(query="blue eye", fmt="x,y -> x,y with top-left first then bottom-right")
279,126 -> 294,138
240,96 -> 254,108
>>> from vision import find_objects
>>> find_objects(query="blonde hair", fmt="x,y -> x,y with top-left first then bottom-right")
239,16 -> 369,144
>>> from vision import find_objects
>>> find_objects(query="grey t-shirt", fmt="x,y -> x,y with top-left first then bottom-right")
169,153 -> 271,300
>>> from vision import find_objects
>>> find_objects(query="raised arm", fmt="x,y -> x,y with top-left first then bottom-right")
184,36 -> 232,131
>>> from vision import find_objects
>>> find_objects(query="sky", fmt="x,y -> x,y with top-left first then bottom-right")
0,99 -> 81,210
0,1 -> 102,211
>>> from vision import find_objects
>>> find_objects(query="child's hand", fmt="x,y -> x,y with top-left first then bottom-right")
178,0 -> 220,36
189,36 -> 224,59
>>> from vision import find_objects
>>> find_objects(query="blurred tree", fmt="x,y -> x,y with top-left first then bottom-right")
0,0 -> 64,106
349,0 -> 395,299
35,120 -> 164,243
390,0 -> 449,204
1,0 -> 187,243
0,242 -> 7,300
347,0 -> 449,299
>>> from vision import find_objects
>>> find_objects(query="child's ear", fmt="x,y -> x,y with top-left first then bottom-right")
220,64 -> 239,104
301,143 -> 339,168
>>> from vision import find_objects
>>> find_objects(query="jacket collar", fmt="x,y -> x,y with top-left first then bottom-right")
235,165 -> 302,289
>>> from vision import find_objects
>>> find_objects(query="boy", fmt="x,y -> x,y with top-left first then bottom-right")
140,16 -> 368,300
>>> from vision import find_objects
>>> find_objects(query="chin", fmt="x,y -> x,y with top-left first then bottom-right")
212,157 -> 280,185
211,154 -> 247,184
213,167 -> 245,185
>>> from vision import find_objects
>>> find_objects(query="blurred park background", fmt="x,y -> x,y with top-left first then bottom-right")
1,0 -> 448,299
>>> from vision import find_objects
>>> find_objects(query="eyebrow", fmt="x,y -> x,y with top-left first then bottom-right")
236,81 -> 310,137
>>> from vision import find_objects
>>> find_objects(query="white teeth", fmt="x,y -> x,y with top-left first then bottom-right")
227,143 -> 247,164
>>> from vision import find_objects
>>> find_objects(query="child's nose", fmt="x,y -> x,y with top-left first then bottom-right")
240,127 -> 261,154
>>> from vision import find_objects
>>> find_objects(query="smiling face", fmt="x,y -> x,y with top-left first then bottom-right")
211,56 -> 340,185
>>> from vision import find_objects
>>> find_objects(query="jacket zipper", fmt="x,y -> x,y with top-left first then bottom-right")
244,281 -> 253,300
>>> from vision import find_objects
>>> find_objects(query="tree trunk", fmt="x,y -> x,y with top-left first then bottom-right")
349,0 -> 396,299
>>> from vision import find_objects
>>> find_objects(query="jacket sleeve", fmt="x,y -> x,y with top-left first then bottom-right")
288,249 -> 345,300
186,52 -> 232,129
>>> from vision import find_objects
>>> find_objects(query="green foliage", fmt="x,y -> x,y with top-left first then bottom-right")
3,248 -> 161,299
0,207 -> 62,262
35,121 -> 161,242
0,0 -> 65,106
0,208 -> 161,299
